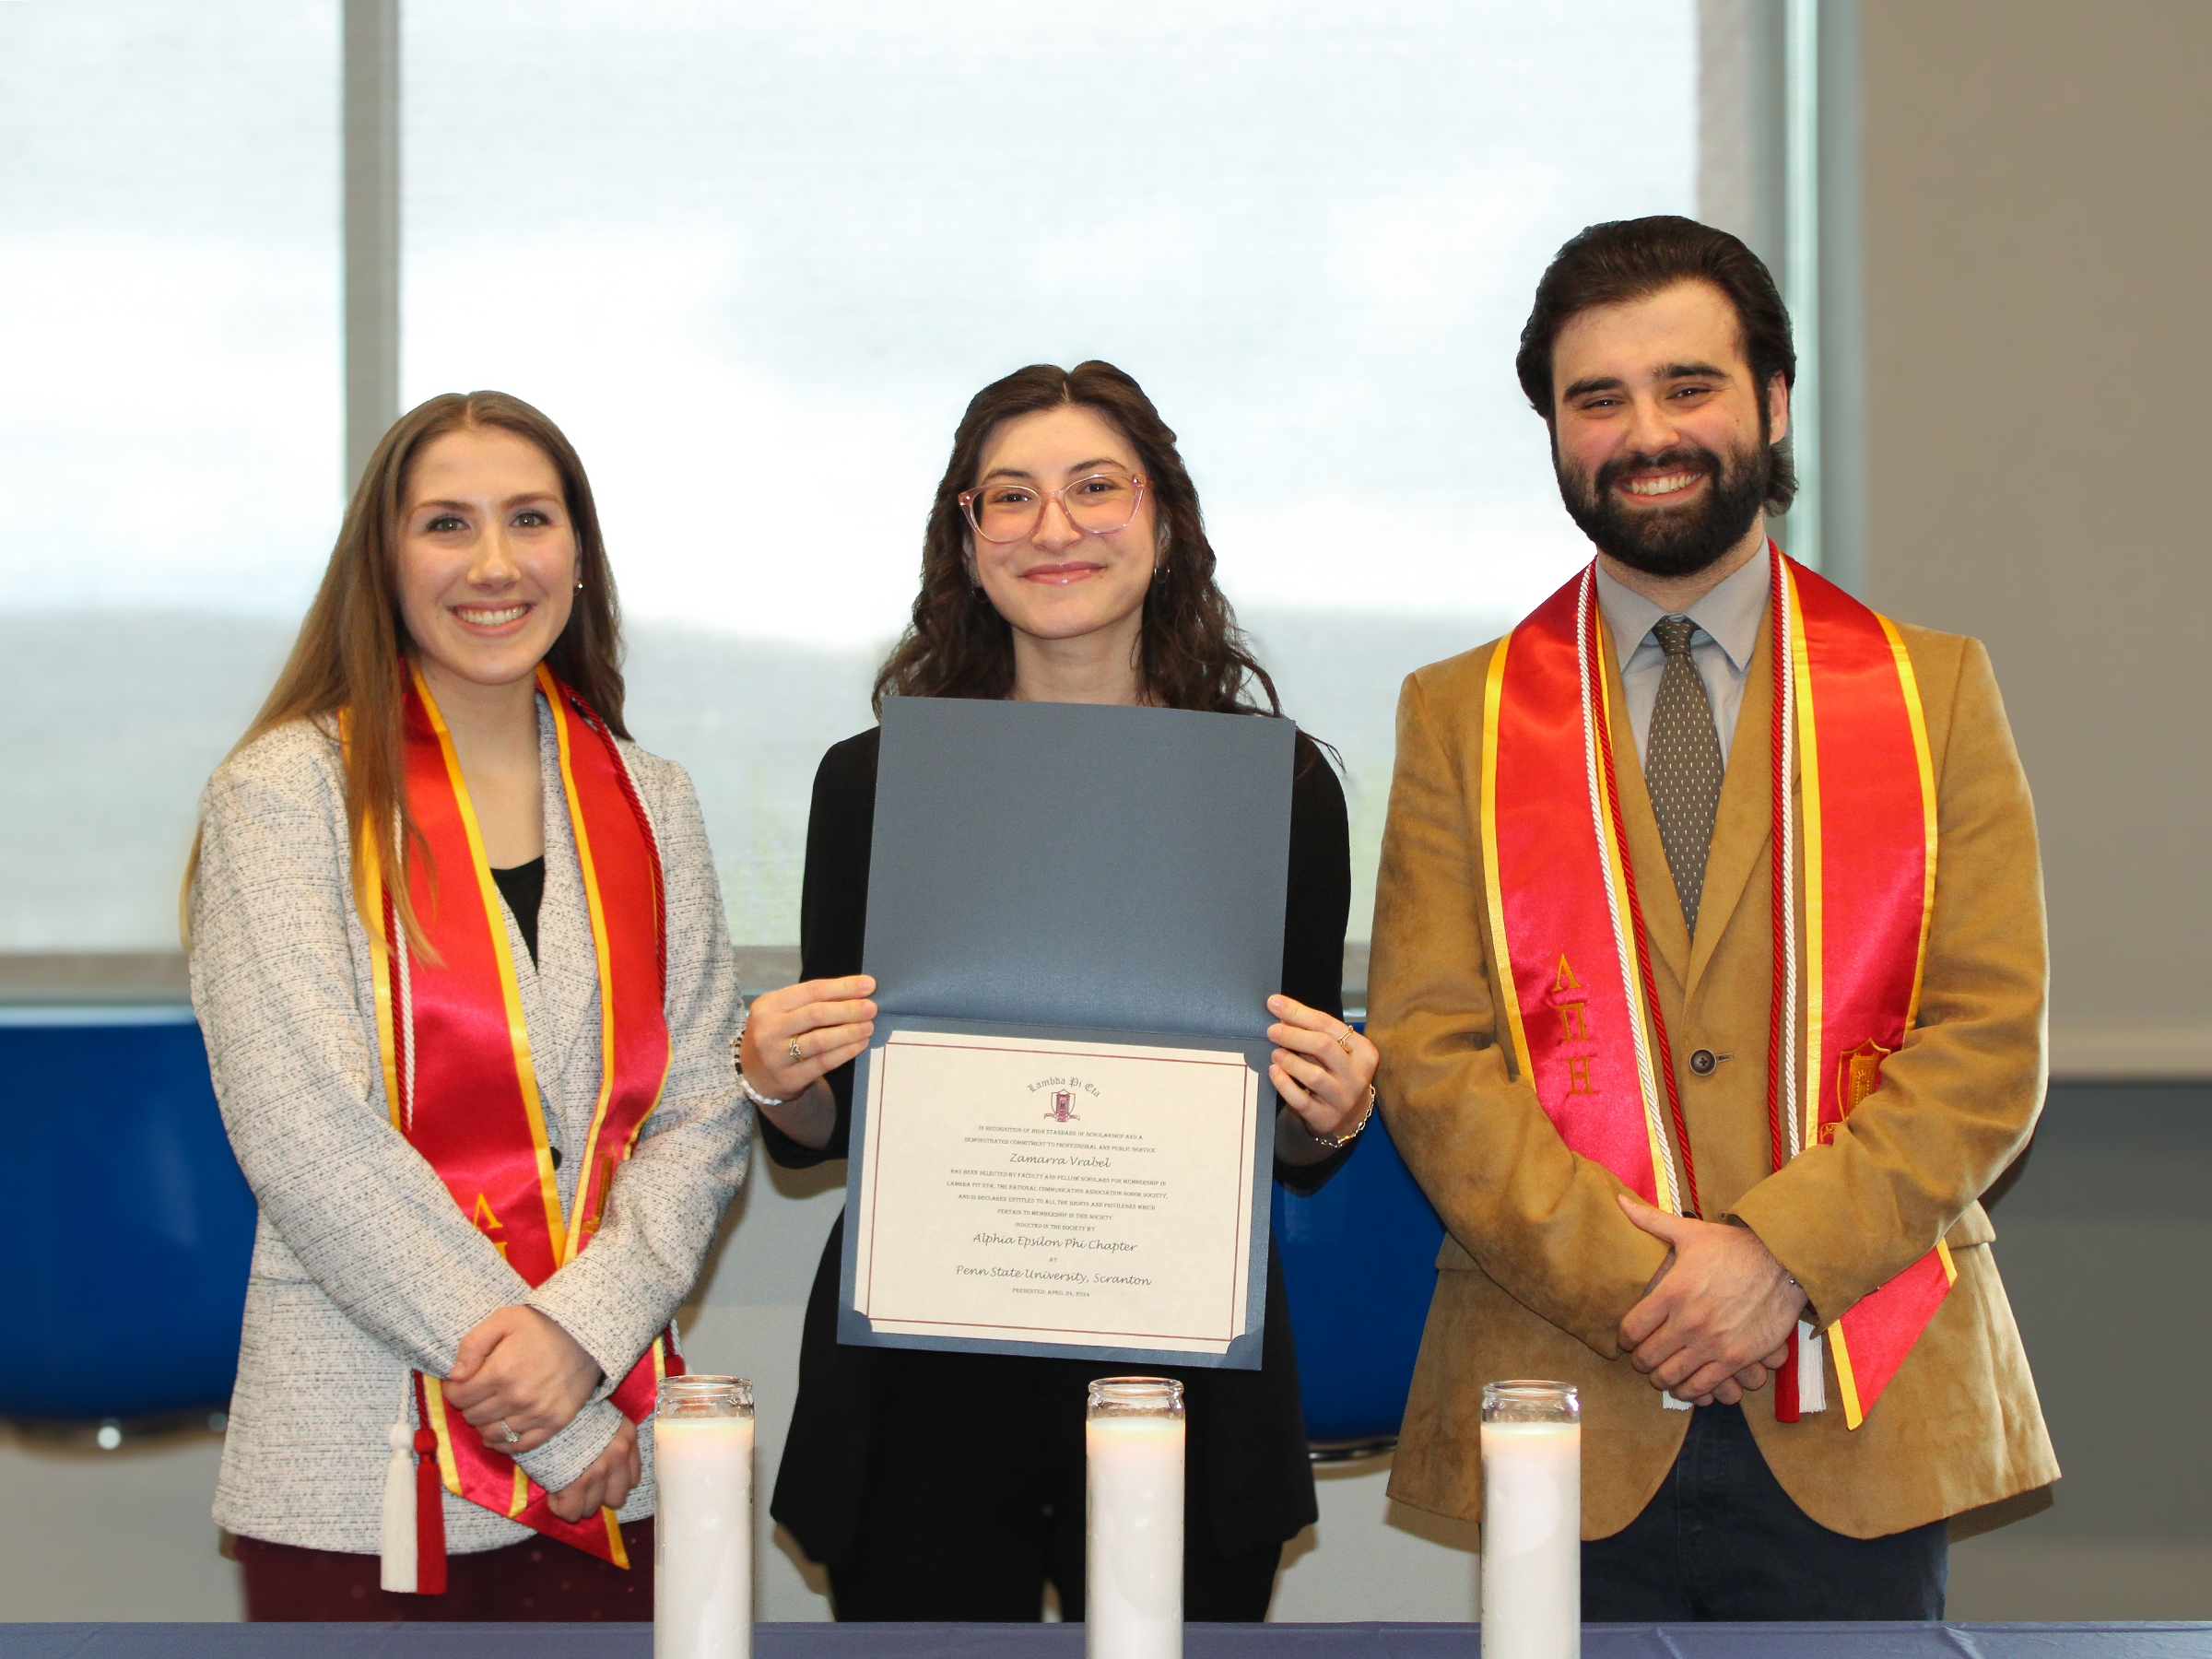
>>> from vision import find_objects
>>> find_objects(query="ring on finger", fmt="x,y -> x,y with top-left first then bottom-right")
500,1418 -> 521,1446
787,1037 -> 804,1063
1335,1026 -> 1356,1056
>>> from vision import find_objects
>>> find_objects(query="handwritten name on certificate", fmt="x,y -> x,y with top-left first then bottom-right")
850,1029 -> 1262,1356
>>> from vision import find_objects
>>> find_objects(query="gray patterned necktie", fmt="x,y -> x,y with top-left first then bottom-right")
1644,615 -> 1724,935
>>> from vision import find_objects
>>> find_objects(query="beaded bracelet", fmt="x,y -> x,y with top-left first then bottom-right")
729,1020 -> 788,1108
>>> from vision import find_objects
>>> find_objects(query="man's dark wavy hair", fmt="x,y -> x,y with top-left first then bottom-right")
1514,215 -> 1798,512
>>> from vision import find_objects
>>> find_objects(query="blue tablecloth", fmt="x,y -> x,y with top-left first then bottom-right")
2,1624 -> 2206,1659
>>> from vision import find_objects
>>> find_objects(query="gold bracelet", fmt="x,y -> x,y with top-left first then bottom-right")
1310,1084 -> 1377,1149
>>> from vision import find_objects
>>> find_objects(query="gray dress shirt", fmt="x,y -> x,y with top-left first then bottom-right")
1594,549 -> 1772,768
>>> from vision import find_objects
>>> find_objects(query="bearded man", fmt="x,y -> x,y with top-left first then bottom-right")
1367,216 -> 2056,1620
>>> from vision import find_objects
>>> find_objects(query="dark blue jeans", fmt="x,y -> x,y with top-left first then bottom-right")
1582,1402 -> 1947,1621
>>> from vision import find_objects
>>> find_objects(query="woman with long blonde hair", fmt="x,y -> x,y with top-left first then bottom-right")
186,392 -> 746,1619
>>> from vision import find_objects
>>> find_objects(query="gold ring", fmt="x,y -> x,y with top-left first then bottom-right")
1335,1027 -> 1356,1056
787,1038 -> 804,1063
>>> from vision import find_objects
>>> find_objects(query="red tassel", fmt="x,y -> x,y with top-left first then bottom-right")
1774,1337 -> 1802,1423
413,1428 -> 448,1594
410,1377 -> 449,1597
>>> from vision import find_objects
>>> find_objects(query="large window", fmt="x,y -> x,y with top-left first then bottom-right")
6,1 -> 1700,970
2,1 -> 339,954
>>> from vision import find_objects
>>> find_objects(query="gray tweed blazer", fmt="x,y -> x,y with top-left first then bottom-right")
188,700 -> 748,1554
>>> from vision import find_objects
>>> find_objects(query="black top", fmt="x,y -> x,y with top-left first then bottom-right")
760,724 -> 1355,1568
490,856 -> 546,966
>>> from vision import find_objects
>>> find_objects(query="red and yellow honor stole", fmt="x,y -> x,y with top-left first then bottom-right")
1481,545 -> 1954,1430
363,663 -> 682,1588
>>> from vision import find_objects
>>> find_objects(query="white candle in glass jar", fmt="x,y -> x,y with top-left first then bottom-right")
1480,1418 -> 1581,1659
653,1411 -> 753,1659
1086,1410 -> 1183,1659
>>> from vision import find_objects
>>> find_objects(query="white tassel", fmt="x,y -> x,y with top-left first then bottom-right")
379,1420 -> 418,1593
1663,1390 -> 1693,1410
1794,1320 -> 1827,1414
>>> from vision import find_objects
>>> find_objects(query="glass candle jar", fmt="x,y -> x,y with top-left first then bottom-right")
1086,1377 -> 1185,1659
1480,1380 -> 1581,1659
653,1375 -> 754,1659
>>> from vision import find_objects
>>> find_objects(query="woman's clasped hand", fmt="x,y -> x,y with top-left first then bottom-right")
441,1304 -> 638,1521
442,1304 -> 602,1454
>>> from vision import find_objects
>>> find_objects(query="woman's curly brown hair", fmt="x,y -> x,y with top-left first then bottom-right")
872,359 -> 1283,719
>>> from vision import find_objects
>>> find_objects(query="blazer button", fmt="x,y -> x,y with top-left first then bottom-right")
1688,1049 -> 1717,1077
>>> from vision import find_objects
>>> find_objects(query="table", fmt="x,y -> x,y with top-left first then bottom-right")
2,1624 -> 2206,1659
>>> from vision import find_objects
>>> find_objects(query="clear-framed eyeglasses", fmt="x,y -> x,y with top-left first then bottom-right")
958,471 -> 1148,544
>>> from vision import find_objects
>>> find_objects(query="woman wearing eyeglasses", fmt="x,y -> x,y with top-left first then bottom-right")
735,360 -> 1380,1621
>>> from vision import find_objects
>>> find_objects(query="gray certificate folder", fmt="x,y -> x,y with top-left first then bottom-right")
839,696 -> 1297,1371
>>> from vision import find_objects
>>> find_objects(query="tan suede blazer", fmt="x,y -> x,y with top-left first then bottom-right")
1368,607 -> 2059,1542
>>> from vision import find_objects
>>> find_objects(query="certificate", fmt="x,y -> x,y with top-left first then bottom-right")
841,698 -> 1296,1371
848,1029 -> 1262,1358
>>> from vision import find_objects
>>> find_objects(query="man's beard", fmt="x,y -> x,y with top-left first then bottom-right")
1557,436 -> 1771,580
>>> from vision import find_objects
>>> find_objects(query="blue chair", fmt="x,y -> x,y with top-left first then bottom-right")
1273,1092 -> 1445,1455
0,1008 -> 254,1423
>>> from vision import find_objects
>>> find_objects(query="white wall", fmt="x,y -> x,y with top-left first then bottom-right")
0,1430 -> 236,1621
1856,0 -> 2212,1079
